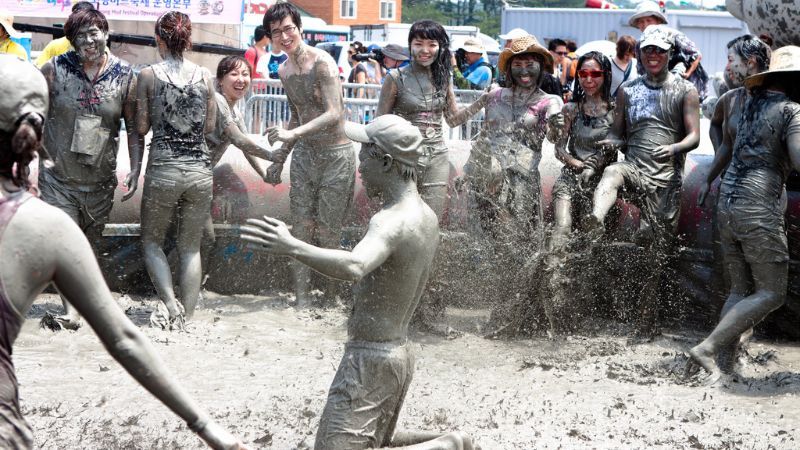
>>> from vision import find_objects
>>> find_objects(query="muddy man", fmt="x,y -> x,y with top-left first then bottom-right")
242,115 -> 478,450
263,3 -> 356,307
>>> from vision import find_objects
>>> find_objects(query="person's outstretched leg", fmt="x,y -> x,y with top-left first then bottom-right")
690,261 -> 787,382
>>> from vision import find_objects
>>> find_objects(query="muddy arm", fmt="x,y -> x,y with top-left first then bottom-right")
673,88 -> 702,154
204,71 -> 217,136
554,103 -> 582,170
444,85 -> 487,127
708,91 -> 727,152
122,75 -> 144,201
376,71 -> 398,116
135,67 -> 154,136
597,88 -> 627,153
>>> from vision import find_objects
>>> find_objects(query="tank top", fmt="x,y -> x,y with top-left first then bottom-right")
0,189 -> 35,449
148,63 -> 211,171
389,67 -> 448,149
568,107 -> 614,162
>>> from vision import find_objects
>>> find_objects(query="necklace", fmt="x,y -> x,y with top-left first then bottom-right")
410,67 -> 436,139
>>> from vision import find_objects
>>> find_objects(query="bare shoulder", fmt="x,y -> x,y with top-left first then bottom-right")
309,47 -> 339,78
13,197 -> 80,238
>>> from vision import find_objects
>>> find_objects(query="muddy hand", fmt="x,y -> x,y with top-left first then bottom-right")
579,167 -> 595,190
266,126 -> 296,147
264,163 -> 283,185
241,216 -> 297,255
653,144 -> 675,162
697,181 -> 710,207
122,172 -> 139,201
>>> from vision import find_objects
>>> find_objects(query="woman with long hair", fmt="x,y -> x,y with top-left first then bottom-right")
136,11 -> 216,328
550,51 -> 617,250
0,55 -> 244,450
377,19 -> 486,219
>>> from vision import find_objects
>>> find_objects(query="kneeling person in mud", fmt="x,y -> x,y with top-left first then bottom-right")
586,26 -> 700,340
242,115 -> 478,450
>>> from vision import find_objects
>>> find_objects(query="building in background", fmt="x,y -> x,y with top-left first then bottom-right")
291,0 -> 402,26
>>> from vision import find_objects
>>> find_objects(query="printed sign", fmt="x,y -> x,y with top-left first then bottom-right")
8,0 -> 244,24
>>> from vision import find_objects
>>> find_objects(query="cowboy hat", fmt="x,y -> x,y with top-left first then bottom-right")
497,34 -> 553,75
745,45 -> 800,89
628,1 -> 667,28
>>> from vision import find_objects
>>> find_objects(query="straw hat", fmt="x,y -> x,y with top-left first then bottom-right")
498,28 -> 528,41
628,1 -> 667,28
0,11 -> 21,39
497,34 -> 553,75
745,45 -> 800,89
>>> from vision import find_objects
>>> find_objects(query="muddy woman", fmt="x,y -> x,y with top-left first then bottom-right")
136,11 -> 217,328
689,46 -> 800,384
242,114 -> 478,450
38,7 -> 142,330
263,3 -> 356,307
586,26 -> 700,342
0,55 -> 245,450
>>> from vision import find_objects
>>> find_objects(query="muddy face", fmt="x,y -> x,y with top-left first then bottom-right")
72,25 -> 108,64
641,45 -> 670,77
724,47 -> 756,89
220,62 -> 251,103
268,16 -> 302,55
577,59 -> 604,97
509,54 -> 542,88
358,143 -> 384,198
410,38 -> 439,67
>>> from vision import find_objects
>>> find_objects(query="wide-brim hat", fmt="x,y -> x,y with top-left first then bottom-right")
497,34 -> 553,75
460,37 -> 485,54
382,43 -> 409,61
745,45 -> 800,89
0,12 -> 21,39
499,28 -> 528,41
628,1 -> 668,27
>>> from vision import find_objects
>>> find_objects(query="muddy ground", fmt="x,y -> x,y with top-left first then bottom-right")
15,292 -> 800,449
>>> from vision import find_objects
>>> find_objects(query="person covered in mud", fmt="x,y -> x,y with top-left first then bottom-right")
550,51 -> 616,251
262,3 -> 356,307
0,55 -> 245,450
136,11 -> 216,328
38,7 -> 143,330
465,34 -> 563,241
377,19 -> 489,220
585,26 -> 700,341
241,114 -> 478,450
688,46 -> 800,384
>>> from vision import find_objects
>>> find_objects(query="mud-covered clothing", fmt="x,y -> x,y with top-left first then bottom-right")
38,170 -> 115,240
635,26 -> 708,101
613,160 -> 682,242
552,107 -> 615,202
41,51 -> 135,189
0,191 -> 35,450
622,74 -> 695,187
386,67 -> 451,217
207,93 -> 248,167
315,340 -> 414,450
147,62 -> 212,173
716,90 -> 800,264
289,143 -> 355,235
142,166 -> 213,220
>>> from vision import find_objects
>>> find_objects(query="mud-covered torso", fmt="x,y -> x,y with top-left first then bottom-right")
280,51 -> 347,148
42,52 -> 133,188
390,66 -> 448,148
477,87 -> 558,174
148,62 -> 211,170
568,105 -> 615,162
722,88 -> 747,145
721,90 -> 800,204
207,92 -> 247,167
623,74 -> 694,186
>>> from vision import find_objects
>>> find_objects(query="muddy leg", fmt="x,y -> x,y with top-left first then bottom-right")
177,181 -> 212,318
690,262 -> 787,382
588,165 -> 625,235
141,181 -> 183,321
291,218 -> 315,307
389,431 -> 479,449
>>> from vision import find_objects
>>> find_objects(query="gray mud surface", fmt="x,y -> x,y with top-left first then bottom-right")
16,292 -> 800,449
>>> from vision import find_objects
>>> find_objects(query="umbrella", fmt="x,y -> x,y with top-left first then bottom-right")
575,40 -> 616,59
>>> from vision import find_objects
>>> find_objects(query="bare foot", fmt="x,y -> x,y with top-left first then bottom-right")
688,346 -> 722,385
39,312 -> 82,331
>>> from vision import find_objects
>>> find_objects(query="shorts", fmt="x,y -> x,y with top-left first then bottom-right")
612,161 -> 681,244
718,196 -> 788,264
142,165 -> 213,210
315,340 -> 415,450
38,170 -> 115,239
290,143 -> 355,233
552,167 -> 600,202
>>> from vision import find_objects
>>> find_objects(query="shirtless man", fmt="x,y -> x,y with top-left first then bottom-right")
586,26 -> 700,340
689,46 -> 800,384
242,115 -> 477,450
263,3 -> 355,306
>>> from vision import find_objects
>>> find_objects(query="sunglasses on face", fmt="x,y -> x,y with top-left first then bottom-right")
642,46 -> 668,55
555,51 -> 568,56
578,70 -> 603,79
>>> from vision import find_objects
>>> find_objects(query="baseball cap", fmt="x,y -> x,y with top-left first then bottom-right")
498,28 -> 528,41
639,25 -> 673,51
344,115 -> 423,167
382,43 -> 409,61
0,55 -> 49,133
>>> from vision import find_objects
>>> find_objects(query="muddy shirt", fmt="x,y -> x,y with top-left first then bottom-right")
568,107 -> 615,162
622,74 -> 695,186
478,87 -> 558,174
0,190 -> 35,449
720,90 -> 800,204
42,51 -> 134,189
388,66 -> 448,150
207,93 -> 247,167
148,63 -> 211,171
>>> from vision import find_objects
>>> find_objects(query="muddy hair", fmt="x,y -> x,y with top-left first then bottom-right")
0,113 -> 45,188
408,20 -> 452,93
727,34 -> 771,73
616,35 -> 636,59
64,8 -> 108,44
155,11 -> 192,57
263,2 -> 302,31
570,51 -> 613,106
